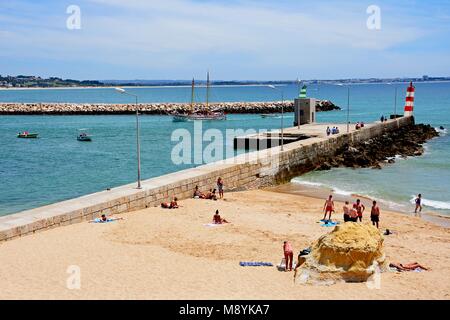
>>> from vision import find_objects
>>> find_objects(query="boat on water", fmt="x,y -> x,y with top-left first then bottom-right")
77,129 -> 92,141
172,72 -> 226,122
261,114 -> 279,118
17,131 -> 38,138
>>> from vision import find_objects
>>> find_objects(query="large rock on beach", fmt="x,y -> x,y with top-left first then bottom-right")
296,223 -> 386,284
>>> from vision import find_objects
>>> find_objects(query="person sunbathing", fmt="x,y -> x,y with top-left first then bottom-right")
213,210 -> 229,224
161,197 -> 179,209
89,214 -> 123,223
389,262 -> 429,272
193,185 -> 205,199
204,189 -> 218,200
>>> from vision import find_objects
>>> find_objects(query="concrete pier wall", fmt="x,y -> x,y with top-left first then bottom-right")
0,116 -> 413,242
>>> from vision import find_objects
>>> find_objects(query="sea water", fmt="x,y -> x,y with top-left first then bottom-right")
0,82 -> 449,216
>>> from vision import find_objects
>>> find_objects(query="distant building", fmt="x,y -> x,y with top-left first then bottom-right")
422,75 -> 429,81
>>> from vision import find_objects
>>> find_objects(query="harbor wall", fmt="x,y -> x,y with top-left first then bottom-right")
0,100 -> 339,115
0,116 -> 413,242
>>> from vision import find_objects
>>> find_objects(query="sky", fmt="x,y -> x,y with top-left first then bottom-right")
1,0 -> 450,80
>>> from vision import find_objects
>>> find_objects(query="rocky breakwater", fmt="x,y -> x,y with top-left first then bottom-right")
0,100 -> 340,115
317,123 -> 439,171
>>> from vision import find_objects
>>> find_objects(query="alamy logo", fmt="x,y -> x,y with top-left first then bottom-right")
66,5 -> 81,30
366,5 -> 381,30
66,265 -> 81,289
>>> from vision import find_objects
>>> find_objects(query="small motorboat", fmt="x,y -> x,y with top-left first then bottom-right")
17,131 -> 38,138
77,130 -> 92,141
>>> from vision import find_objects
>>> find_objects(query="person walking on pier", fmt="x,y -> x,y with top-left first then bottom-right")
322,195 -> 335,221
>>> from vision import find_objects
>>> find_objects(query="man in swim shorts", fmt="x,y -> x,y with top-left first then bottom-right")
370,200 -> 380,228
322,195 -> 334,221
353,199 -> 365,222
415,194 -> 422,215
343,201 -> 351,222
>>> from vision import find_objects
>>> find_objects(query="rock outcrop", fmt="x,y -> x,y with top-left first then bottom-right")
0,100 -> 339,115
295,223 -> 386,284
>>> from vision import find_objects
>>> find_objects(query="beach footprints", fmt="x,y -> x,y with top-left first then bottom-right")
66,5 -> 81,30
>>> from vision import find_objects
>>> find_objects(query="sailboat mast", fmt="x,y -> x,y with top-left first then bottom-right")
190,78 -> 195,111
206,71 -> 210,112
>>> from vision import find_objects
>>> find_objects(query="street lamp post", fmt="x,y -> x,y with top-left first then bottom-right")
115,87 -> 142,189
296,78 -> 301,130
337,83 -> 351,133
268,85 -> 284,151
346,86 -> 350,133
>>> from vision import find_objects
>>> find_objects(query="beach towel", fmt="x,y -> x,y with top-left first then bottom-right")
239,262 -> 273,267
321,221 -> 340,227
204,223 -> 222,227
92,218 -> 116,223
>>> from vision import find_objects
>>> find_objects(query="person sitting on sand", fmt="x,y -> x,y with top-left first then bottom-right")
355,122 -> 361,130
161,197 -> 179,209
389,262 -> 429,272
326,126 -> 331,136
353,199 -> 365,222
370,200 -> 380,228
89,214 -> 123,223
213,210 -> 229,224
343,201 -> 351,222
283,241 -> 294,272
335,127 -> 340,134
322,195 -> 334,221
204,189 -> 218,201
193,185 -> 205,199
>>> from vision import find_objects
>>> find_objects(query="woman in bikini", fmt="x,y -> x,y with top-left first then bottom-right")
213,210 -> 229,224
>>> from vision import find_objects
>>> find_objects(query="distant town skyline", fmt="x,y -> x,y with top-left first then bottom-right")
1,0 -> 450,80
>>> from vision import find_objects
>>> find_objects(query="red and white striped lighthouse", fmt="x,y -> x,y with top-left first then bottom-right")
404,81 -> 415,117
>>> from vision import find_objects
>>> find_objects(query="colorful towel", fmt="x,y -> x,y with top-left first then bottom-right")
239,262 -> 273,267
321,221 -> 340,227
92,218 -> 116,223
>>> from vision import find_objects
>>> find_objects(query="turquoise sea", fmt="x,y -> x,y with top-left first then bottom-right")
0,82 -> 449,216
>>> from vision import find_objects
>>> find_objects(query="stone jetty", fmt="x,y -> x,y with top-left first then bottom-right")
0,100 -> 340,115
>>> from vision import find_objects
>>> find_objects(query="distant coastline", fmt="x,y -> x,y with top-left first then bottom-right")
2,74 -> 450,89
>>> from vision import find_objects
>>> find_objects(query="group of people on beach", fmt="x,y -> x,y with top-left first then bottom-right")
160,177 -> 228,224
323,195 -> 381,228
326,126 -> 340,136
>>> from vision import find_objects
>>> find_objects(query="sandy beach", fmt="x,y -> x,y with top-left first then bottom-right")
0,189 -> 449,300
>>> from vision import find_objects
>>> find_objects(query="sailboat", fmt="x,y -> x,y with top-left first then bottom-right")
172,72 -> 226,122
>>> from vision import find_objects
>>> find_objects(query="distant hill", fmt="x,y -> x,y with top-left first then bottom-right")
1,74 -> 449,88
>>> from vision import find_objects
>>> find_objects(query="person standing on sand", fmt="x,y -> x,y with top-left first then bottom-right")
353,199 -> 365,222
415,194 -> 423,215
283,241 -> 294,272
370,200 -> 380,228
322,195 -> 334,221
343,201 -> 351,222
217,177 -> 224,199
